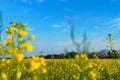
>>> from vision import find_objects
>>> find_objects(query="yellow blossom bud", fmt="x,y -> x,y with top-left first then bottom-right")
92,48 -> 96,50
112,43 -> 115,46
28,35 -> 35,40
17,37 -> 21,41
21,41 -> 33,52
110,50 -> 113,53
10,22 -> 17,27
75,55 -> 79,59
6,28 -> 14,35
4,36 -> 14,45
18,23 -> 25,28
42,68 -> 47,73
18,30 -> 28,36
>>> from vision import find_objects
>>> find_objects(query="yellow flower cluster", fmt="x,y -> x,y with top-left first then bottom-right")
13,53 -> 24,64
0,57 -> 120,80
75,53 -> 88,60
0,22 -> 47,80
4,36 -> 14,45
21,40 -> 33,52
6,28 -> 14,35
89,71 -> 97,80
29,56 -> 47,73
1,72 -> 8,80
18,30 -> 28,36
10,22 -> 17,27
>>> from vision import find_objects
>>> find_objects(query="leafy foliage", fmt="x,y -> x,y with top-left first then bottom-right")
108,50 -> 118,59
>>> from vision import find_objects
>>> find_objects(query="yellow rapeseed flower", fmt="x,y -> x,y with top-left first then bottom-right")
86,63 -> 93,69
32,56 -> 39,61
107,40 -> 110,44
112,43 -> 115,46
13,53 -> 24,63
28,35 -> 35,40
89,71 -> 96,80
18,30 -> 28,36
4,36 -> 14,45
1,58 -> 5,62
42,68 -> 47,73
30,60 -> 40,71
6,60 -> 10,64
26,44 -> 33,52
17,36 -> 21,41
32,76 -> 38,80
110,50 -> 113,53
10,22 -> 17,27
6,28 -> 14,35
80,53 -> 88,60
21,40 -> 33,52
13,28 -> 18,33
92,48 -> 96,50
75,54 -> 80,59
16,71 -> 22,79
18,23 -> 24,28
1,72 -> 8,80
7,46 -> 19,54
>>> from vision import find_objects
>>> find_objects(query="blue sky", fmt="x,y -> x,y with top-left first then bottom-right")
1,0 -> 120,56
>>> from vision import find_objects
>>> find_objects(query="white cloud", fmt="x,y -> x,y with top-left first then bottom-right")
105,17 -> 120,34
51,22 -> 70,32
113,18 -> 120,22
110,17 -> 120,28
111,23 -> 120,29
